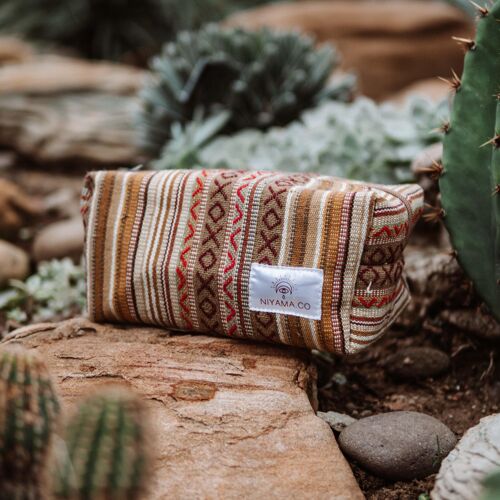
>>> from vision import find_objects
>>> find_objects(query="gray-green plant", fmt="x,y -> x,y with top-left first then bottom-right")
53,387 -> 151,500
439,0 -> 500,319
0,345 -> 61,500
154,96 -> 447,184
0,258 -> 86,324
481,469 -> 500,500
138,24 -> 354,155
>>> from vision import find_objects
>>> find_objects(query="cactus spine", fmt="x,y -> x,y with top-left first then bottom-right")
439,0 -> 500,319
0,345 -> 60,500
53,387 -> 150,500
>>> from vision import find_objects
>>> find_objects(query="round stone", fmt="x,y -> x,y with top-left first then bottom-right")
0,240 -> 30,287
385,346 -> 450,380
32,217 -> 84,262
338,411 -> 457,481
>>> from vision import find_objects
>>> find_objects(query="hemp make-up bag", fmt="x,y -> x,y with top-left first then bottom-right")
81,169 -> 423,354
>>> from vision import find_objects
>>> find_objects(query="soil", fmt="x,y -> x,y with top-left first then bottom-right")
316,324 -> 499,499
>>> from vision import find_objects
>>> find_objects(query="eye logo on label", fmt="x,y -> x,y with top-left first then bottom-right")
272,277 -> 294,299
249,263 -> 323,320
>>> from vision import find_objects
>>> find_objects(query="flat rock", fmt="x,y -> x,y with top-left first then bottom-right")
3,318 -> 363,500
32,217 -> 84,262
385,347 -> 450,380
432,414 -> 500,500
339,411 -> 457,481
0,50 -> 144,166
0,54 -> 145,95
0,239 -> 29,286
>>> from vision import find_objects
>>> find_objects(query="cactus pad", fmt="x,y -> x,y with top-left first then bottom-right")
439,0 -> 500,319
0,345 -> 60,499
53,387 -> 151,500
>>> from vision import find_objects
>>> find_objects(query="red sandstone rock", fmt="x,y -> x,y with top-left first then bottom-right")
3,318 -> 364,499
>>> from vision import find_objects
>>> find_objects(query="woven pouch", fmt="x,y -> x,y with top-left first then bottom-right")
81,169 -> 423,354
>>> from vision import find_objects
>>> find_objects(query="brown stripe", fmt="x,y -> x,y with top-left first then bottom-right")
318,191 -> 345,353
286,188 -> 314,348
92,172 -> 117,321
114,173 -> 148,322
128,173 -> 156,322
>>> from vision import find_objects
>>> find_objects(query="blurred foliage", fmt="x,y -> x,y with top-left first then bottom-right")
481,470 -> 500,500
154,96 -> 447,184
0,258 -> 85,324
137,25 -> 354,155
0,0 -> 275,63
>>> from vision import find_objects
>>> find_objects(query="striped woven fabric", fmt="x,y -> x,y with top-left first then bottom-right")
81,170 -> 423,354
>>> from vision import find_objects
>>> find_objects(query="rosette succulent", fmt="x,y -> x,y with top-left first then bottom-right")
137,25 -> 353,155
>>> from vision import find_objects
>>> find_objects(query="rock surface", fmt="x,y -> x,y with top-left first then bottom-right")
398,247 -> 500,338
2,318 -> 363,499
388,78 -> 450,106
0,178 -> 42,237
0,36 -> 33,64
0,240 -> 29,286
432,414 -> 500,500
385,347 -> 450,380
32,217 -> 84,263
226,0 -> 472,99
339,411 -> 457,481
318,411 -> 357,433
439,309 -> 500,341
0,54 -> 145,95
0,50 -> 144,166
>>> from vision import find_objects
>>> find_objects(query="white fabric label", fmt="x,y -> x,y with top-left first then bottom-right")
249,263 -> 323,320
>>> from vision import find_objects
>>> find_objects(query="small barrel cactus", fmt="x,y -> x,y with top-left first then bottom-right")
138,24 -> 351,155
439,0 -> 500,319
53,387 -> 151,500
0,345 -> 61,499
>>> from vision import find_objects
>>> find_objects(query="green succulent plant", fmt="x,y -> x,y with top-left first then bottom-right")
154,96 -> 447,184
0,0 -> 271,62
439,0 -> 500,320
53,387 -> 151,500
138,24 -> 353,155
0,345 -> 61,500
481,469 -> 500,500
0,258 -> 86,325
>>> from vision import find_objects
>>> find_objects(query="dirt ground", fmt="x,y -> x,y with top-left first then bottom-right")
317,324 -> 499,499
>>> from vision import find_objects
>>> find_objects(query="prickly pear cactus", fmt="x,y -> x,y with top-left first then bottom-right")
53,387 -> 151,500
0,345 -> 61,499
439,0 -> 500,319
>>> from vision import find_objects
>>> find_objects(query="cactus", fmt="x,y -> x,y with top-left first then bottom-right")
445,0 -> 490,18
53,387 -> 151,500
137,25 -> 353,155
439,0 -> 500,319
0,345 -> 60,499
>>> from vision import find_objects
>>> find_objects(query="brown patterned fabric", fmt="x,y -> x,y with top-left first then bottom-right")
81,169 -> 423,354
